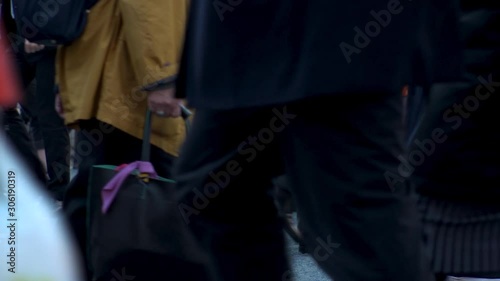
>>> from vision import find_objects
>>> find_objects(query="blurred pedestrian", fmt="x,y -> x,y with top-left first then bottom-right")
172,1 -> 455,281
1,0 -> 70,201
1,2 -> 47,187
0,19 -> 18,107
55,0 -> 206,280
412,1 -> 500,280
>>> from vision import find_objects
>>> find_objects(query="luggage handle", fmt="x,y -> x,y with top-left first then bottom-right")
101,105 -> 191,213
141,105 -> 192,162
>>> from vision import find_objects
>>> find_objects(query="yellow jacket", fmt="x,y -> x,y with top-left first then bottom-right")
56,0 -> 189,156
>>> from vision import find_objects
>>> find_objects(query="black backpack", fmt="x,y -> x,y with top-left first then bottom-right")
12,0 -> 99,45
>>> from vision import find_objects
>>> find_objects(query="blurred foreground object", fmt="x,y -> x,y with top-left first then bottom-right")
0,24 -> 19,108
0,31 -> 81,276
173,1 -> 452,280
0,133 -> 84,281
1,23 -> 83,281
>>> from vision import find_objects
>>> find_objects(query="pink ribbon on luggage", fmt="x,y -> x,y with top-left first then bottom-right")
101,161 -> 158,214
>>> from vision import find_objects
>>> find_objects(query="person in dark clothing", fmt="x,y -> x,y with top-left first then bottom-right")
170,1 -> 459,281
21,48 -> 70,201
412,1 -> 500,280
1,1 -> 47,187
1,0 -> 70,201
2,106 -> 47,187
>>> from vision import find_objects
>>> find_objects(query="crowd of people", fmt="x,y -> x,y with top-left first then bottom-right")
1,0 -> 500,281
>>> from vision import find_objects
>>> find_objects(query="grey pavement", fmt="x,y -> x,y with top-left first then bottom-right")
286,235 -> 331,281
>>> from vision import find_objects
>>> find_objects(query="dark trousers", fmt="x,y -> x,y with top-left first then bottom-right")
63,119 -> 206,281
1,108 -> 47,185
14,49 -> 70,200
174,94 -> 434,281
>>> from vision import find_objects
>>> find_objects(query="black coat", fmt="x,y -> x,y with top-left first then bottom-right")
177,0 -> 462,109
1,0 -> 50,62
414,0 -> 500,203
411,3 -> 500,277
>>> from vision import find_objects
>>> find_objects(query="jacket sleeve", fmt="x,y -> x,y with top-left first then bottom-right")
118,0 -> 189,91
